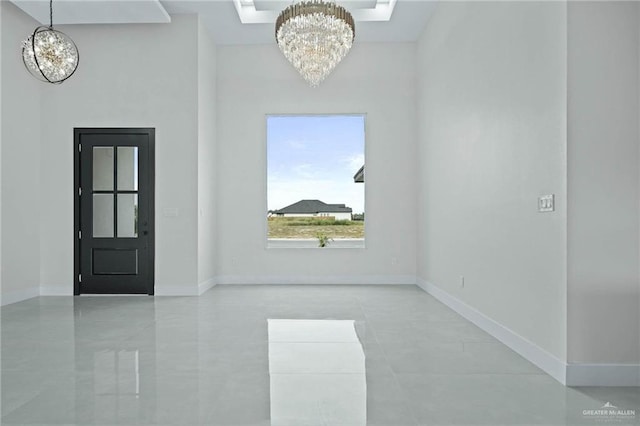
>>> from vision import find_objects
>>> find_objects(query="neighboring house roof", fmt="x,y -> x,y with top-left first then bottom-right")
354,165 -> 364,183
273,199 -> 352,214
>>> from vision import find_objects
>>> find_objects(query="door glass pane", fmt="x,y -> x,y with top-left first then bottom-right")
117,147 -> 138,191
93,194 -> 114,238
117,194 -> 138,238
93,147 -> 114,191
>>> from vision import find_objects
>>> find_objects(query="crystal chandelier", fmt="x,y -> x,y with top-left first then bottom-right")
275,0 -> 355,87
22,0 -> 79,84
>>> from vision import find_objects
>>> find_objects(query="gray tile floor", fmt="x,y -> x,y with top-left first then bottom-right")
1,285 -> 638,425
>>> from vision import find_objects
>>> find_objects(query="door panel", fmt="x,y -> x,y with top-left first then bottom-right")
75,128 -> 155,295
92,249 -> 138,275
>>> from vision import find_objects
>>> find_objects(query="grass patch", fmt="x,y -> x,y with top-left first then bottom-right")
285,219 -> 352,226
268,217 -> 364,239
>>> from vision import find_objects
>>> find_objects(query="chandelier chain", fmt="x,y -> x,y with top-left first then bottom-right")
49,0 -> 53,28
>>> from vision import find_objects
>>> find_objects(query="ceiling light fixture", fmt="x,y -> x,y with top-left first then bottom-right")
275,0 -> 355,87
22,0 -> 79,84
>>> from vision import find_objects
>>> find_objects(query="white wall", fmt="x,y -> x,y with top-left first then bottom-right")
197,17 -> 217,292
1,2 -> 42,304
416,1 -> 567,362
38,16 -> 201,295
0,0 -> 3,304
567,1 -> 640,365
216,44 -> 417,284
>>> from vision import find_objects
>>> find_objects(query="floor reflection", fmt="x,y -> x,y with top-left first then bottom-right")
73,297 -> 158,425
92,349 -> 141,397
1,286 -> 638,425
268,319 -> 366,425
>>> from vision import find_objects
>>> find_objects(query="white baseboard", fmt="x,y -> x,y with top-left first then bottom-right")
416,278 -> 567,385
198,277 -> 217,295
156,279 -> 217,296
40,285 -> 73,296
1,286 -> 40,306
40,282 -> 210,297
155,284 -> 200,296
567,363 -> 640,387
216,275 -> 417,285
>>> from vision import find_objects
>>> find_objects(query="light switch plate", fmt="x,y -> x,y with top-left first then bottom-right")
538,194 -> 555,213
163,208 -> 179,217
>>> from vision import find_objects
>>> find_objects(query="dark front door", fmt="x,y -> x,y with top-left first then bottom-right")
74,128 -> 155,295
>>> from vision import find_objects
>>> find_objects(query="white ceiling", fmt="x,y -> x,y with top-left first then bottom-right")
11,0 -> 171,25
10,0 -> 438,45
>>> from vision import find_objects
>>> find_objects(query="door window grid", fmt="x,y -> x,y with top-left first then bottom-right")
92,146 -> 139,238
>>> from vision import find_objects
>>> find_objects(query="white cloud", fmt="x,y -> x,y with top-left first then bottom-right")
292,163 -> 318,179
287,139 -> 307,150
343,153 -> 365,174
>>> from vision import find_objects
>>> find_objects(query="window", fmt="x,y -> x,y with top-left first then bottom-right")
267,115 -> 365,248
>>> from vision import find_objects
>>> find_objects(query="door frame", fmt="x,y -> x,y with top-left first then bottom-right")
74,128 -> 156,295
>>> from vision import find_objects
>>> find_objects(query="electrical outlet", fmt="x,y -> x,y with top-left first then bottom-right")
538,194 -> 555,213
391,257 -> 398,266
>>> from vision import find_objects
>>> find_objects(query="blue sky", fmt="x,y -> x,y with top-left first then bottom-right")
267,115 -> 365,213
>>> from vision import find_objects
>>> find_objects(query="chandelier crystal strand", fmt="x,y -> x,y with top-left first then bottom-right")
276,0 -> 355,87
22,0 -> 79,84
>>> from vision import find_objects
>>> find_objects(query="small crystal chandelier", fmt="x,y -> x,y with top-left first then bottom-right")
275,0 -> 355,87
22,0 -> 79,84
